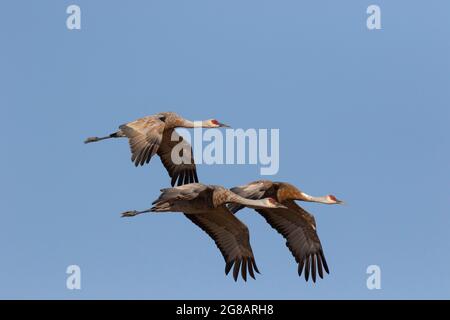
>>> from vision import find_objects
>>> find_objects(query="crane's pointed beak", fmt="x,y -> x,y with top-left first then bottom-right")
218,122 -> 230,128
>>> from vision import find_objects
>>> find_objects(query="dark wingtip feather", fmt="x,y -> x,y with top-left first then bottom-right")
317,254 -> 324,279
241,259 -> 247,282
189,170 -> 196,184
177,171 -> 185,186
320,250 -> 330,274
193,170 -> 199,183
184,172 -> 190,185
298,259 -> 305,277
225,260 -> 234,275
248,260 -> 255,279
185,172 -> 191,185
171,174 -> 178,187
251,258 -> 260,274
142,146 -> 151,165
305,256 -> 310,282
311,255 -> 317,283
139,150 -> 146,166
233,259 -> 242,281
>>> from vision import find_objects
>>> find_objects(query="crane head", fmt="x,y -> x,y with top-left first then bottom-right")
209,119 -> 230,128
327,195 -> 344,204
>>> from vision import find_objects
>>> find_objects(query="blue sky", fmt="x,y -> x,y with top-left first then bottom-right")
1,1 -> 449,299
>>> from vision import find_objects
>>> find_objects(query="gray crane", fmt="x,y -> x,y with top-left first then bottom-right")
85,112 -> 228,186
120,183 -> 287,281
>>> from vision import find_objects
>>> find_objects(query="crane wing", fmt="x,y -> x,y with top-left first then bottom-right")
119,116 -> 165,166
119,116 -> 199,186
157,128 -> 199,186
255,201 -> 329,282
229,181 -> 329,282
184,207 -> 260,282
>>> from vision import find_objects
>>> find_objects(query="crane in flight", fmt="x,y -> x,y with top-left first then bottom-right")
229,180 -> 343,283
120,183 -> 286,281
84,112 -> 228,186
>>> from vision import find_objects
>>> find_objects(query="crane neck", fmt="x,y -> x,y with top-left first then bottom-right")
223,192 -> 272,209
299,192 -> 333,204
178,120 -> 216,128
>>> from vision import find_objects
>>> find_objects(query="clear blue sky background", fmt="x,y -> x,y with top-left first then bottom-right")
1,1 -> 449,299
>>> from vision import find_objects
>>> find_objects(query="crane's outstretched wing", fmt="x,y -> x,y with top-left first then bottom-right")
119,116 -> 165,166
184,208 -> 260,281
119,116 -> 198,186
254,201 -> 329,282
157,128 -> 199,186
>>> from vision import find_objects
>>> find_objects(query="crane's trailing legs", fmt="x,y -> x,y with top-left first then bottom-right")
84,131 -> 125,144
121,208 -> 152,218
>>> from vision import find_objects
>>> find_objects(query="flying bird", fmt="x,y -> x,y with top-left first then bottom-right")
229,180 -> 343,283
84,112 -> 228,186
120,183 -> 286,281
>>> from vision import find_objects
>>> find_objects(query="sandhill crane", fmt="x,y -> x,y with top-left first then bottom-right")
229,180 -> 343,283
120,183 -> 286,281
84,112 -> 228,186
